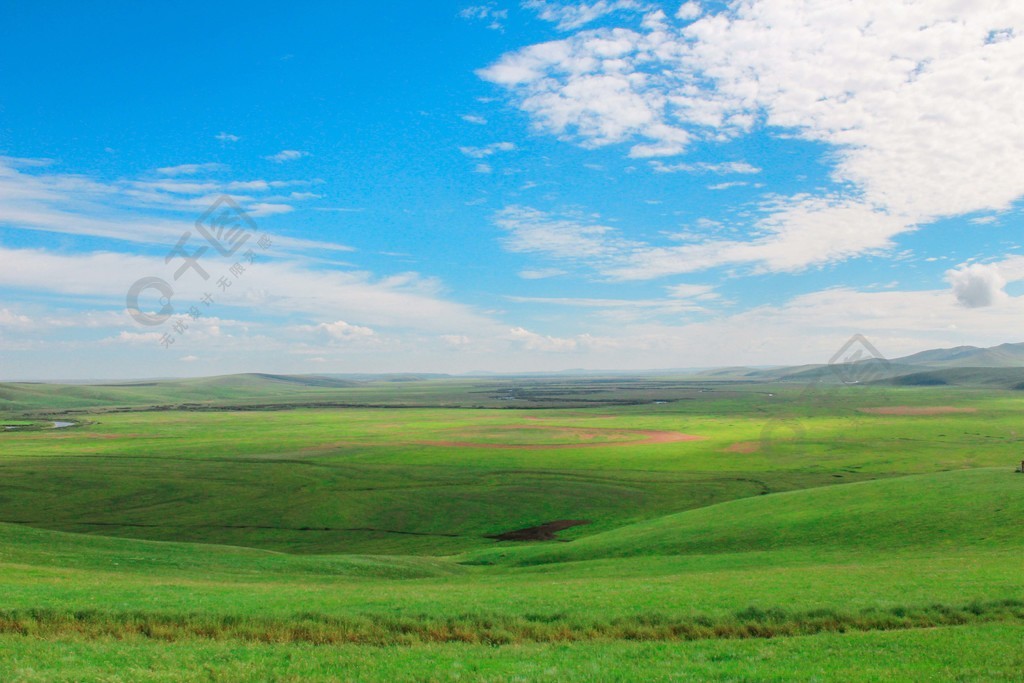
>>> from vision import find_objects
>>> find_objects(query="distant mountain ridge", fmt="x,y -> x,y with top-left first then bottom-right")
761,341 -> 1024,389
891,342 -> 1024,368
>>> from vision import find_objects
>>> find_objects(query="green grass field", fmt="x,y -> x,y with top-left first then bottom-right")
1,376 -> 1022,680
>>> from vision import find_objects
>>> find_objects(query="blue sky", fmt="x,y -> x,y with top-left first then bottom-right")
1,0 -> 1023,379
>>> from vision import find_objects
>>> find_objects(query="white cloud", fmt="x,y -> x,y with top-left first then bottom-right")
519,267 -> 567,279
494,200 -> 908,280
0,157 -> 348,255
0,156 -> 55,168
499,283 -> 1024,368
508,326 -> 579,351
945,261 -> 1017,308
481,1 -> 1024,273
460,4 -> 508,30
525,0 -> 652,31
264,150 -> 310,163
156,163 -> 225,176
665,283 -> 717,300
246,202 -> 295,217
0,308 -> 34,330
215,132 -> 240,142
441,334 -> 472,347
650,160 -> 760,174
462,114 -> 488,125
459,142 -> 516,158
970,215 -> 1000,225
507,294 -> 710,319
495,205 -> 637,261
0,246 -> 498,336
107,331 -> 164,345
314,320 -> 376,342
676,2 -> 702,21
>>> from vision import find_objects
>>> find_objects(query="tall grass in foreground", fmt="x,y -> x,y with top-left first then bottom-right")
2,600 -> 1022,646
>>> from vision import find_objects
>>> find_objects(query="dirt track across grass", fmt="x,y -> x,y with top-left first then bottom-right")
419,426 -> 704,450
859,406 -> 978,416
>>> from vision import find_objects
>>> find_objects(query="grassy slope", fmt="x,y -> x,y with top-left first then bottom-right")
464,468 -> 1024,565
2,470 -> 1024,679
1,386 -> 1022,557
3,625 -> 1023,682
0,468 -> 1020,623
3,381 -> 1024,680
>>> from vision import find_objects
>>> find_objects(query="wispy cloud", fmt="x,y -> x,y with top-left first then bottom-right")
524,0 -> 652,31
518,267 -> 566,280
0,157 -> 350,254
156,163 -> 226,176
0,245 -> 498,335
651,161 -> 761,175
459,142 -> 516,158
493,198 -> 910,280
459,4 -> 508,30
495,206 -> 638,263
264,150 -> 310,163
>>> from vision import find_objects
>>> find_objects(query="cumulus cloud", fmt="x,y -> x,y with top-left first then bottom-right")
481,0 -> 1024,274
946,262 -> 1009,308
314,320 -> 376,342
676,2 -> 702,21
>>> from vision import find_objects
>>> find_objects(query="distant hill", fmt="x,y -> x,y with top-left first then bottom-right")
3,341 -> 1024,415
891,342 -> 1024,368
880,367 -> 1024,389
749,342 -> 1024,389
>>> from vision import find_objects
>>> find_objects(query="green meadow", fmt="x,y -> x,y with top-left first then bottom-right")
1,376 -> 1022,680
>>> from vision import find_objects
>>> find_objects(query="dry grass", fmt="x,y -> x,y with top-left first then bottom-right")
2,600 -> 1022,646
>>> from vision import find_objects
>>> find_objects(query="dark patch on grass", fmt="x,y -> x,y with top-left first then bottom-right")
487,520 -> 591,541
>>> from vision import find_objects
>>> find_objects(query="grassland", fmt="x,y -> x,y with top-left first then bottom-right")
1,375 -> 1022,680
